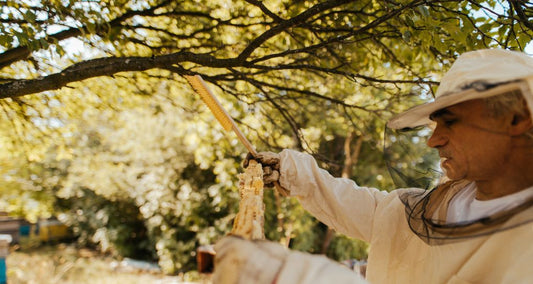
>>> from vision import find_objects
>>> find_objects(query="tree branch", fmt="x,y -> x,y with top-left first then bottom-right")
237,0 -> 353,61
509,0 -> 533,31
0,0 -> 174,70
0,52 -> 240,99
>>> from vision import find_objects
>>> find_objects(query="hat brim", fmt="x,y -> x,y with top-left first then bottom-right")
387,81 -> 529,129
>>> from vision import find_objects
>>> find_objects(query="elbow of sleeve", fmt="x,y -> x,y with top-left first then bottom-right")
276,251 -> 368,284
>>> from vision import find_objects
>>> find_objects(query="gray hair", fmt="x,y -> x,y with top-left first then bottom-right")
483,89 -> 533,139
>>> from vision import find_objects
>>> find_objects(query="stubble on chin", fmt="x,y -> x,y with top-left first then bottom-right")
440,158 -> 464,181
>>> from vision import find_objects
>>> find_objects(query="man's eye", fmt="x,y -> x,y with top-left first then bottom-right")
444,119 -> 457,127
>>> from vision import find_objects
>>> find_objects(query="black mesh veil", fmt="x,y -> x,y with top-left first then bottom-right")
383,126 -> 443,190
384,125 -> 533,246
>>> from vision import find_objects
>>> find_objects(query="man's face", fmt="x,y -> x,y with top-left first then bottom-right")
427,99 -> 512,181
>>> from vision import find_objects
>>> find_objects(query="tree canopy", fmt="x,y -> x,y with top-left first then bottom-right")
0,0 -> 531,157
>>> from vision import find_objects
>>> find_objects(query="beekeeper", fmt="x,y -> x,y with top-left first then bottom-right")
213,49 -> 533,284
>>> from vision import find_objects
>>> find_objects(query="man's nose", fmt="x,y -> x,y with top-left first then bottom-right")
427,126 -> 447,148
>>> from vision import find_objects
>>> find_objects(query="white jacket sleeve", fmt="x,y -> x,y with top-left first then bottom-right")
279,149 -> 388,242
276,250 -> 368,284
213,236 -> 368,284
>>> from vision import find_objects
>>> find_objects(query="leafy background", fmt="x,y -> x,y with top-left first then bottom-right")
0,0 -> 532,275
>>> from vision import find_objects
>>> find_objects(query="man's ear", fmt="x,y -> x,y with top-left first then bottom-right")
509,107 -> 532,136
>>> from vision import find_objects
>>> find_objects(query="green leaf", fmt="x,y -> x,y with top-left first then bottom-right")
402,30 -> 412,42
417,5 -> 430,18
25,10 -> 37,23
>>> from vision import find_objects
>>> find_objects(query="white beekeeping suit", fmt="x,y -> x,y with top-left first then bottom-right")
213,49 -> 533,284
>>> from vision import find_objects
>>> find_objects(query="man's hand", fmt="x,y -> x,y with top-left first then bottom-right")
243,152 -> 289,196
243,151 -> 281,167
213,235 -> 288,284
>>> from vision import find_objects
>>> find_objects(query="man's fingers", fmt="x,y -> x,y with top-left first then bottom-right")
257,152 -> 280,167
264,170 -> 280,184
243,151 -> 280,171
242,152 -> 282,189
242,152 -> 255,168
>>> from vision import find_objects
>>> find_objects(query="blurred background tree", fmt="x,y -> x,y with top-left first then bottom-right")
0,0 -> 532,274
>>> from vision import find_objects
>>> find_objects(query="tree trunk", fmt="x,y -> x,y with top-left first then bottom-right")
320,130 -> 363,254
